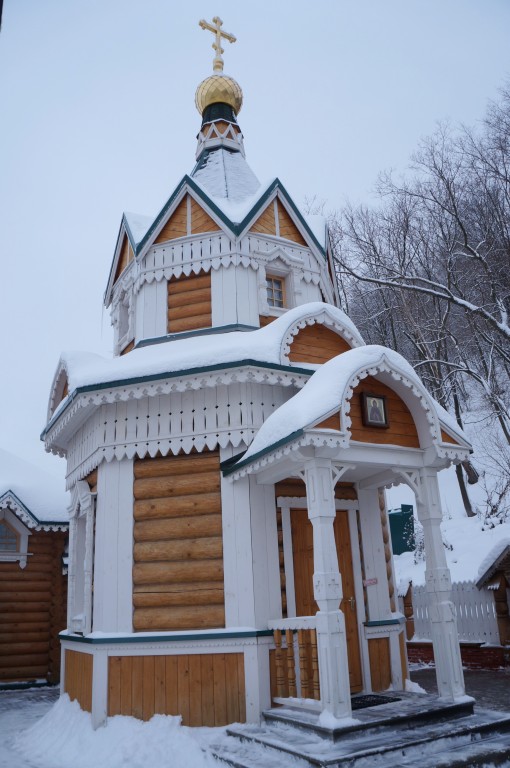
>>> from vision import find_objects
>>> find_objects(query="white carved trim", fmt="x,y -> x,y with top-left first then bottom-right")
0,492 -> 67,532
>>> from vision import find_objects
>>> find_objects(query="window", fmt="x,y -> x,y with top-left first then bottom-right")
267,275 -> 285,308
0,520 -> 17,551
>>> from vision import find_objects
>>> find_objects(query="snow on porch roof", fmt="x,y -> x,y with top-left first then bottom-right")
228,345 -> 470,473
0,448 -> 69,525
49,303 -> 362,400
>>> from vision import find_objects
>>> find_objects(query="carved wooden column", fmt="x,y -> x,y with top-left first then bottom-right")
416,469 -> 465,700
303,458 -> 352,720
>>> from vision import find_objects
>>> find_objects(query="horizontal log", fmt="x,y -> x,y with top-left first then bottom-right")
168,274 -> 210,294
0,653 -> 49,669
0,614 -> 49,627
133,558 -> 223,586
0,641 -> 49,655
0,631 -> 50,644
133,586 -> 224,608
134,453 -> 218,479
134,471 -> 220,500
168,301 -> 212,321
0,666 -> 48,680
0,580 -> 52,593
168,286 -> 211,308
0,591 -> 51,603
134,536 -> 223,563
133,604 -> 224,632
0,620 -> 50,633
134,492 -> 221,521
133,581 -> 223,599
0,601 -> 51,613
134,513 -> 222,542
168,314 -> 211,334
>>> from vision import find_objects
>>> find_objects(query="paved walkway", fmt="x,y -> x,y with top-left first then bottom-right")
410,667 -> 510,712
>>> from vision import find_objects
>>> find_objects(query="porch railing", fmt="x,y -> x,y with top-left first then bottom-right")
267,617 -> 320,702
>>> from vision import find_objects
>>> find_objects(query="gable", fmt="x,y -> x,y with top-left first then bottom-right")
190,197 -> 220,234
349,376 -> 420,448
155,197 -> 188,242
441,429 -> 460,445
250,199 -> 307,246
288,324 -> 352,365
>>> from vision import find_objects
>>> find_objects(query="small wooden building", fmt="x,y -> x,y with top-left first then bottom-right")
0,449 -> 68,685
43,27 -> 472,727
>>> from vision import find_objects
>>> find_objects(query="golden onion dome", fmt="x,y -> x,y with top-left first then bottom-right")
195,74 -> 243,117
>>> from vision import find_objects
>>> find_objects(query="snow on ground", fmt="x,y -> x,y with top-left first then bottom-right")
1,691 -> 223,768
393,508 -> 510,592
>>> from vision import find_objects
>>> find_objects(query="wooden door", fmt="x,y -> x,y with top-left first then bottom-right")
291,508 -> 363,692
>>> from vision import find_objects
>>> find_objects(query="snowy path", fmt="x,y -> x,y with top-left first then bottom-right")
0,688 -> 59,768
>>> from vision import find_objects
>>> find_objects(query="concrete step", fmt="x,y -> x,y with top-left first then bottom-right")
210,706 -> 510,768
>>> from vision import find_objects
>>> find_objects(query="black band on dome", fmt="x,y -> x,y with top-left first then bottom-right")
201,102 -> 238,126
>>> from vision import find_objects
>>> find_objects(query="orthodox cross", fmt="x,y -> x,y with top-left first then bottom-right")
199,16 -> 236,73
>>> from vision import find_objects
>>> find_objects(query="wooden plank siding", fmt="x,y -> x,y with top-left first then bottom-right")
250,202 -> 277,236
277,203 -> 307,246
64,650 -> 93,712
0,530 -> 67,683
350,376 -> 420,448
368,637 -> 392,692
155,197 -> 188,242
250,200 -> 307,246
133,450 -> 225,631
114,236 -> 134,283
288,324 -> 351,364
167,271 -> 212,334
190,198 -> 220,234
107,653 -> 245,725
441,429 -> 460,445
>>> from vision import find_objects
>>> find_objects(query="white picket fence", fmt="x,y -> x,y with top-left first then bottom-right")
407,581 -> 500,644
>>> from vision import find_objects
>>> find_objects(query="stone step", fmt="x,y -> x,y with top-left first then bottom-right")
262,697 -> 475,740
211,709 -> 510,768
393,732 -> 510,767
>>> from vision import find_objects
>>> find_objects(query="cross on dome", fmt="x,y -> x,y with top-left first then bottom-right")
199,16 -> 236,73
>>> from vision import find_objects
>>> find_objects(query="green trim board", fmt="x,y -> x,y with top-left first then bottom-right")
60,629 -> 273,645
221,429 -> 305,476
42,360 -> 313,438
364,618 -> 405,627
136,323 -> 259,349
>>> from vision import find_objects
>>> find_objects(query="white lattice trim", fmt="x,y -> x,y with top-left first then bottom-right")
281,308 -> 365,361
228,432 -> 349,480
44,365 -> 308,456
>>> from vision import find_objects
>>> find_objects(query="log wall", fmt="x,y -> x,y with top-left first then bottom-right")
133,450 -> 225,631
107,652 -> 245,725
167,270 -> 212,333
0,529 -> 67,683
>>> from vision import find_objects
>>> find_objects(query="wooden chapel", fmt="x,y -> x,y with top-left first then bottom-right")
43,18 -> 472,728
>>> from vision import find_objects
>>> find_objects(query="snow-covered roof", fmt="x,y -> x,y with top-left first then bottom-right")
232,345 -> 470,470
48,303 -> 363,408
191,147 -> 261,212
395,517 -> 510,589
124,212 -> 152,246
0,449 -> 69,527
476,538 -> 510,587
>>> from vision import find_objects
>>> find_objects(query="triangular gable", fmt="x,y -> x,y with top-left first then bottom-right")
250,197 -> 308,247
154,195 -> 222,243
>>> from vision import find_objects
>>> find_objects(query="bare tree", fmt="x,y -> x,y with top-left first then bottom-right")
330,83 -> 510,517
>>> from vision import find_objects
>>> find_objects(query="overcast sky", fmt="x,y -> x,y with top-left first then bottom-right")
1,0 -> 509,484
